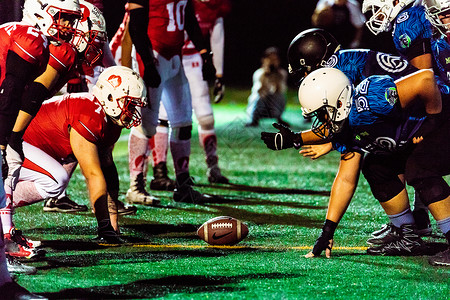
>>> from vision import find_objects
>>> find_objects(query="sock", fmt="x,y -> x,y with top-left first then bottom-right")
151,126 -> 169,166
0,184 -> 14,235
199,128 -> 218,168
12,181 -> 43,207
388,208 -> 415,228
170,139 -> 190,176
128,127 -> 150,180
436,216 -> 450,236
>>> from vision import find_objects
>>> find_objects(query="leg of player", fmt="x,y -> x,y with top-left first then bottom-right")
149,117 -> 175,191
126,126 -> 160,206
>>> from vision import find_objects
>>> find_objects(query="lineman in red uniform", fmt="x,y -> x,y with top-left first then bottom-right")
12,66 -> 147,245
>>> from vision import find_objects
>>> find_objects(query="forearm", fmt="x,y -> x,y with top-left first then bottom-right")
326,152 -> 361,223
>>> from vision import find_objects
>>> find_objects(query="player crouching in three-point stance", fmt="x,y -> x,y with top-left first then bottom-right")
10,66 -> 147,244
261,67 -> 450,265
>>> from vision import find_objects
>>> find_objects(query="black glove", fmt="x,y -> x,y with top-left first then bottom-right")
1,148 -> 7,181
201,52 -> 216,81
311,219 -> 338,257
213,76 -> 225,103
260,123 -> 303,150
143,62 -> 161,88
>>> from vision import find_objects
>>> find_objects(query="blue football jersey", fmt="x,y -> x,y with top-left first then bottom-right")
431,36 -> 450,87
392,6 -> 433,60
327,49 -> 415,85
333,75 -> 426,155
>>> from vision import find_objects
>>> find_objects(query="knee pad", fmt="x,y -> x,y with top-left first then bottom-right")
172,125 -> 192,140
362,159 -> 404,203
197,114 -> 215,130
410,177 -> 450,206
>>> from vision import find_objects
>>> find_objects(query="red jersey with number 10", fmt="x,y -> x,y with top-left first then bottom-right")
0,22 -> 49,84
23,93 -> 122,162
148,0 -> 188,59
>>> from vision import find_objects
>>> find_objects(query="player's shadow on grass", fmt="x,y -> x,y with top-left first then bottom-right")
197,182 -> 330,196
40,273 -> 305,299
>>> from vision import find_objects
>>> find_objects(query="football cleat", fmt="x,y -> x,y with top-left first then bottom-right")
173,173 -> 212,204
150,162 -> 176,191
126,173 -> 160,206
367,224 -> 427,256
8,228 -> 42,248
116,200 -> 137,215
6,255 -> 37,275
370,223 -> 393,238
5,236 -> 46,260
43,196 -> 88,213
207,165 -> 229,184
428,248 -> 450,267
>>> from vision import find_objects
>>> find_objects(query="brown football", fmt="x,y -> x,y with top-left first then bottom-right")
197,216 -> 249,245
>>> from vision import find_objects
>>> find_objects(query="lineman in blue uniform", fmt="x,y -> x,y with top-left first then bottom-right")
261,67 -> 450,262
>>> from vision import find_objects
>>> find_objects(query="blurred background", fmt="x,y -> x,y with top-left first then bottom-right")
0,0 -> 396,87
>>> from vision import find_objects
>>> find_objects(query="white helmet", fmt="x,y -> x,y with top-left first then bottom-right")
93,66 -> 147,129
362,0 -> 415,35
423,0 -> 450,36
298,68 -> 353,139
71,0 -> 107,65
22,0 -> 82,43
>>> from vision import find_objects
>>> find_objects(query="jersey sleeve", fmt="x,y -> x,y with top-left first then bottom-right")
48,42 -> 77,74
10,24 -> 48,65
349,76 -> 398,127
68,94 -> 108,144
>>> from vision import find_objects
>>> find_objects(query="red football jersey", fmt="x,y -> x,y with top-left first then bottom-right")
48,42 -> 78,95
0,22 -> 49,84
148,0 -> 188,59
193,0 -> 231,35
23,93 -> 122,162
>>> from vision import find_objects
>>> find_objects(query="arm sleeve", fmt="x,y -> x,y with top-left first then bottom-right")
185,0 -> 208,52
210,17 -> 225,75
0,51 -> 38,145
20,81 -> 51,117
128,6 -> 155,66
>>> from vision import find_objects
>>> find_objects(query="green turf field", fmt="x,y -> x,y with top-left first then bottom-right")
13,88 -> 449,299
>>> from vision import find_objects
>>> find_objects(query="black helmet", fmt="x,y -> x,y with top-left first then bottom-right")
287,28 -> 340,85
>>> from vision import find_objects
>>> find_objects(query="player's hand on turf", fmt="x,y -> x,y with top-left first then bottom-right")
300,143 -> 333,160
213,76 -> 225,103
143,61 -> 161,88
201,52 -> 216,81
305,236 -> 334,258
260,123 -> 303,150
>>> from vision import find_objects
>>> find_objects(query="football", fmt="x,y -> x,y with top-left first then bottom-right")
197,216 -> 249,245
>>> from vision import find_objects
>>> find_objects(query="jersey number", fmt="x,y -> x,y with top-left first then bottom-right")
166,0 -> 187,32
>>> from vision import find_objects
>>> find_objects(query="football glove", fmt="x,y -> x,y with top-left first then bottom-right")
201,52 -> 216,81
1,148 -> 7,181
310,219 -> 338,257
143,61 -> 161,89
260,123 -> 303,150
213,76 -> 225,103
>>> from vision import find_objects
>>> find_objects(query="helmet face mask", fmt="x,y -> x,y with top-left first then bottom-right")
287,28 -> 340,86
362,0 -> 415,35
22,0 -> 82,44
423,0 -> 450,37
298,68 -> 353,139
93,66 -> 147,129
71,1 -> 107,65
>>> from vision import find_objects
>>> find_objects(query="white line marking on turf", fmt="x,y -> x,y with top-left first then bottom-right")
130,244 -> 368,251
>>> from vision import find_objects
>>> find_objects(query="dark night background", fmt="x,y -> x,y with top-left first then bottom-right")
0,0 -> 397,86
